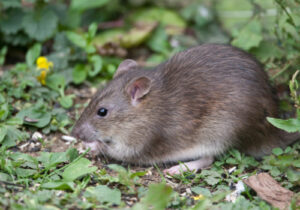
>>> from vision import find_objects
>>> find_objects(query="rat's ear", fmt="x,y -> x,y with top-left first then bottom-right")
126,77 -> 151,106
114,59 -> 138,78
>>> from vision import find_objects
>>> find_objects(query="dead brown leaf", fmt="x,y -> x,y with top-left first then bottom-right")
244,173 -> 300,209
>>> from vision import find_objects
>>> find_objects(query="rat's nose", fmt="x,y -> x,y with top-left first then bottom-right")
71,125 -> 85,140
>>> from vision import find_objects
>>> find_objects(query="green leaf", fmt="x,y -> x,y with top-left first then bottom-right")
0,126 -> 7,143
267,117 -> 300,133
88,55 -> 102,77
62,158 -> 97,181
129,7 -> 186,31
38,152 -> 69,169
70,0 -> 109,11
26,43 -> 41,67
191,186 -> 212,197
72,64 -> 88,84
88,22 -> 98,38
41,181 -> 75,191
1,125 -> 28,147
229,149 -> 242,161
231,19 -> 263,50
0,93 -> 6,103
142,183 -> 173,210
46,74 -> 65,94
59,95 -> 74,109
84,185 -> 121,205
16,101 -> 51,128
0,102 -> 9,121
147,25 -> 170,55
6,117 -> 23,125
1,0 -> 21,9
201,170 -> 222,186
286,169 -> 300,183
23,7 -> 58,41
107,164 -> 127,174
15,168 -> 37,178
272,148 -> 283,156
0,8 -> 24,34
292,159 -> 300,168
66,31 -> 87,48
226,157 -> 238,165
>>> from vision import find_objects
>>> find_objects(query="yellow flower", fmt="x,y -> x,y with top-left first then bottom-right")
36,56 -> 53,85
36,56 -> 53,70
193,194 -> 204,200
36,70 -> 47,85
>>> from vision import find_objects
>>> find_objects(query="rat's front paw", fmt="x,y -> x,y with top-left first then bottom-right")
163,165 -> 187,175
163,156 -> 214,175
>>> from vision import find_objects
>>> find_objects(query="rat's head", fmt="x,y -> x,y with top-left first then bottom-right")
71,59 -> 159,162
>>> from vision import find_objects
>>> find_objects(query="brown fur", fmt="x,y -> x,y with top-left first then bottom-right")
71,44 -> 298,164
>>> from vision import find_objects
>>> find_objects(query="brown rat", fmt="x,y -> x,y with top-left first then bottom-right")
71,44 -> 299,174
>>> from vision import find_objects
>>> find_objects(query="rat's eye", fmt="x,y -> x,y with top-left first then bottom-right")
97,108 -> 108,117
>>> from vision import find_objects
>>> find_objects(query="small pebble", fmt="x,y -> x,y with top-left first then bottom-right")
61,135 -> 76,142
32,132 -> 43,141
228,166 -> 237,174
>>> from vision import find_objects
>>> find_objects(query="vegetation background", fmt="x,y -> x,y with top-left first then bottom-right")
0,0 -> 299,209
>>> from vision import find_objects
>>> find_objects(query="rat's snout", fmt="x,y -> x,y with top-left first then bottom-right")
70,125 -> 84,140
71,123 -> 91,141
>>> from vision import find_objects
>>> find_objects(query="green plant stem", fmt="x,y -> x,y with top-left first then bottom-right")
274,0 -> 296,27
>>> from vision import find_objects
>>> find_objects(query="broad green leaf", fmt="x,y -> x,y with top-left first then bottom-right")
46,74 -> 65,94
229,149 -> 242,161
251,41 -> 284,62
65,31 -> 86,48
0,102 -> 9,121
231,19 -> 263,50
88,22 -> 98,38
23,8 -> 58,41
120,24 -> 155,48
92,29 -> 124,46
16,101 -> 51,128
0,8 -> 24,34
191,186 -> 212,197
41,181 -> 75,191
72,64 -> 88,84
59,95 -> 74,109
0,126 -> 7,143
129,7 -> 186,34
15,168 -> 37,178
70,0 -> 109,11
1,0 -> 21,9
88,55 -> 102,77
62,158 -> 97,181
142,183 -> 173,210
84,185 -> 121,205
286,169 -> 300,183
0,172 -> 11,182
1,125 -> 28,147
39,152 -> 69,169
272,148 -> 283,156
267,117 -> 300,133
0,93 -> 5,104
26,43 -> 41,67
147,25 -> 170,55
107,164 -> 127,174
6,117 -> 23,125
292,159 -> 300,168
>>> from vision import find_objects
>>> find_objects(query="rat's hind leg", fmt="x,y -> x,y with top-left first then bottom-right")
163,156 -> 214,175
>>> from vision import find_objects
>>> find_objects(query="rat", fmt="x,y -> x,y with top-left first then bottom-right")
71,44 -> 299,174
